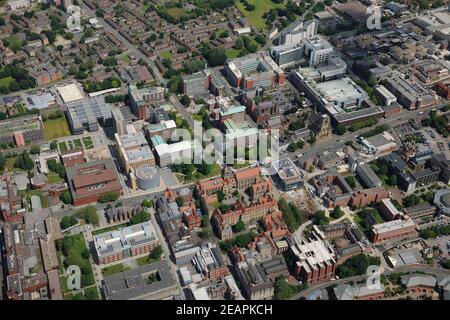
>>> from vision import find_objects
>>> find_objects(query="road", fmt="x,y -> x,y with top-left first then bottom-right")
284,105 -> 439,163
291,265 -> 450,300
169,95 -> 195,128
149,207 -> 186,299
80,0 -> 165,84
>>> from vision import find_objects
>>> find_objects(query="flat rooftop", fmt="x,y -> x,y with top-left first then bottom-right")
103,260 -> 177,300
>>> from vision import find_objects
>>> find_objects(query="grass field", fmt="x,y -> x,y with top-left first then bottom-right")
236,0 -> 286,30
48,172 -> 63,184
73,139 -> 82,148
58,142 -> 68,152
20,190 -> 49,209
44,118 -> 71,140
82,136 -> 94,149
101,263 -> 130,277
159,50 -> 173,60
120,54 -> 132,64
165,7 -> 186,18
92,223 -> 127,236
6,157 -> 18,172
136,255 -> 160,267
0,76 -> 14,87
226,48 -> 241,59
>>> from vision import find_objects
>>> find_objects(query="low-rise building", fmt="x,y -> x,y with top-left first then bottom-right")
103,260 -> 177,300
0,115 -> 44,147
370,219 -> 417,243
65,159 -> 122,206
192,242 -> 228,280
94,221 -> 159,265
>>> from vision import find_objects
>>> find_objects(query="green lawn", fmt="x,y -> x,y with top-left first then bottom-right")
92,223 -> 127,236
43,118 -> 71,140
19,190 -> 49,209
0,76 -> 14,87
120,54 -> 132,64
136,255 -> 160,267
236,0 -> 286,30
165,7 -> 186,19
48,172 -> 63,184
82,137 -> 94,149
58,142 -> 68,152
160,50 -> 173,60
101,263 -> 130,277
73,139 -> 82,149
5,157 -> 19,172
226,48 -> 241,59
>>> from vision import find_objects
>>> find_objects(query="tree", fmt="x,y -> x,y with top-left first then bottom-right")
206,47 -> 227,67
314,210 -> 329,225
14,151 -> 34,170
232,220 -> 245,233
142,199 -> 154,208
30,145 -> 40,155
336,254 -> 381,278
175,196 -> 184,207
98,191 -> 119,203
441,259 -> 450,270
75,206 -> 99,226
180,95 -> 191,107
274,276 -> 302,300
47,159 -> 66,178
345,176 -> 356,188
0,153 -> 5,171
129,211 -> 150,225
278,198 -> 302,232
331,206 -> 344,219
216,190 -> 225,202
60,215 -> 78,229
336,124 -> 347,135
149,245 -> 163,260
254,34 -> 266,46
59,190 -> 72,205
388,175 -> 397,186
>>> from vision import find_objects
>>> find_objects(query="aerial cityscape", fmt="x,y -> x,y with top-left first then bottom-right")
0,0 -> 450,304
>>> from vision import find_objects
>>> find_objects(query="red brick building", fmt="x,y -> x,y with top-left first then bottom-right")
370,219 -> 417,243
60,148 -> 85,167
435,82 -> 450,99
350,187 -> 389,208
66,159 -> 122,206
181,203 -> 201,230
94,221 -> 159,265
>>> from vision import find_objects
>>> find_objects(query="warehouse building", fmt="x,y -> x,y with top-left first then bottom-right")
66,96 -> 113,134
384,76 -> 439,110
0,115 -> 44,147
